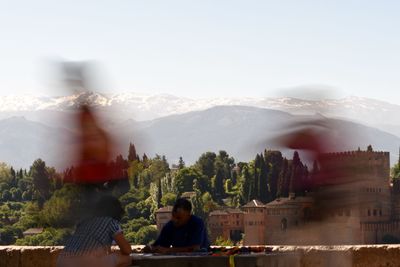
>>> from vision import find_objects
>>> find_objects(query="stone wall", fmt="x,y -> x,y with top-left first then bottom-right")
2,245 -> 400,267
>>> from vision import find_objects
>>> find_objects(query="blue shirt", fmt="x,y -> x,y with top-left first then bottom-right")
154,215 -> 210,249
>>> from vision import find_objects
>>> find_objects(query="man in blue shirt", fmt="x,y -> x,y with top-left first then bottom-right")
149,198 -> 210,253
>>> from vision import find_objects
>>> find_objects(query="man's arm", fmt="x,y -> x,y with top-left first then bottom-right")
143,222 -> 172,252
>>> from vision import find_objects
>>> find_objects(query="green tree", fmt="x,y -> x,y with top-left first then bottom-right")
9,167 -> 17,187
178,157 -> 185,169
192,179 -> 205,219
10,188 -> 22,201
134,225 -> 158,245
128,142 -> 139,162
215,150 -> 235,180
195,152 -> 216,179
214,236 -> 234,246
161,192 -> 177,206
211,166 -> 225,201
277,158 -> 290,198
201,192 -> 218,213
0,226 -> 16,245
174,167 -> 207,196
125,200 -> 151,220
0,182 -> 9,192
127,160 -> 144,189
225,179 -> 233,193
0,162 -> 11,184
264,150 -> 283,201
15,228 -> 72,246
392,150 -> 400,180
13,202 -> 41,230
122,217 -> 151,235
239,165 -> 252,204
31,159 -> 50,203
1,190 -> 11,201
157,177 -> 162,208
40,185 -> 82,227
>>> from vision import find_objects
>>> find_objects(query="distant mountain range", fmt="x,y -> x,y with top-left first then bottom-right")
1,92 -> 400,137
0,97 -> 399,169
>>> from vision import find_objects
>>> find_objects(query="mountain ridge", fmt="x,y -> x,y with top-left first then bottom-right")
1,105 -> 399,170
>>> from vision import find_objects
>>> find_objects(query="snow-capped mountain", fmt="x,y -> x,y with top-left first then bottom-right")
1,105 -> 400,169
1,92 -> 400,136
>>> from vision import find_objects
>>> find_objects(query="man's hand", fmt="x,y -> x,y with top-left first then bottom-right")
142,245 -> 171,254
153,246 -> 170,254
142,245 -> 153,253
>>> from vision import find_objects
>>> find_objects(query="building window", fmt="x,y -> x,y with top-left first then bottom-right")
281,218 -> 287,231
373,209 -> 377,216
379,210 -> 382,216
368,210 -> 371,216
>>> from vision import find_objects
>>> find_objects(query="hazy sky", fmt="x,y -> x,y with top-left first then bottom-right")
1,1 -> 400,102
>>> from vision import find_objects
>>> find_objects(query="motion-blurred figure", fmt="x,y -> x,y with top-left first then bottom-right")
60,62 -> 116,185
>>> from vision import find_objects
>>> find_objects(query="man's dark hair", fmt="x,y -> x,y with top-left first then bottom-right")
94,195 -> 124,221
173,198 -> 192,213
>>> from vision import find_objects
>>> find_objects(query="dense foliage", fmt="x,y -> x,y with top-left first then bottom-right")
0,143 -> 315,245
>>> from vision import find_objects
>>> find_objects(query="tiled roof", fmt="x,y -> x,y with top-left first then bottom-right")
265,196 -> 313,207
209,208 -> 244,216
225,208 -> 243,213
156,206 -> 173,213
242,199 -> 265,208
209,210 -> 228,216
23,228 -> 44,235
181,191 -> 196,198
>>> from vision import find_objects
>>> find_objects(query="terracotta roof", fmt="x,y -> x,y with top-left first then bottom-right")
242,199 -> 265,208
209,210 -> 228,216
155,206 -> 173,213
265,196 -> 313,207
181,191 -> 196,198
209,208 -> 244,216
23,228 -> 44,235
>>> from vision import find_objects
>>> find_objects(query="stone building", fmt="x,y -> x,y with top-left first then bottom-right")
242,200 -> 266,245
155,206 -> 172,233
208,208 -> 244,243
208,149 -> 400,245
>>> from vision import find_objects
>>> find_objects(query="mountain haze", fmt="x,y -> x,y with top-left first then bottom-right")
1,92 -> 400,137
1,105 -> 399,169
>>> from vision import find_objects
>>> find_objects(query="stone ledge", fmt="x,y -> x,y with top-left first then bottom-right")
1,245 -> 400,267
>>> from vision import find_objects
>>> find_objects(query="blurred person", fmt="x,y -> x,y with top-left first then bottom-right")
146,198 -> 210,253
57,195 -> 132,267
59,61 -> 115,185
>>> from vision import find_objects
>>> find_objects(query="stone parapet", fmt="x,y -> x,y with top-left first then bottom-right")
1,245 -> 400,267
